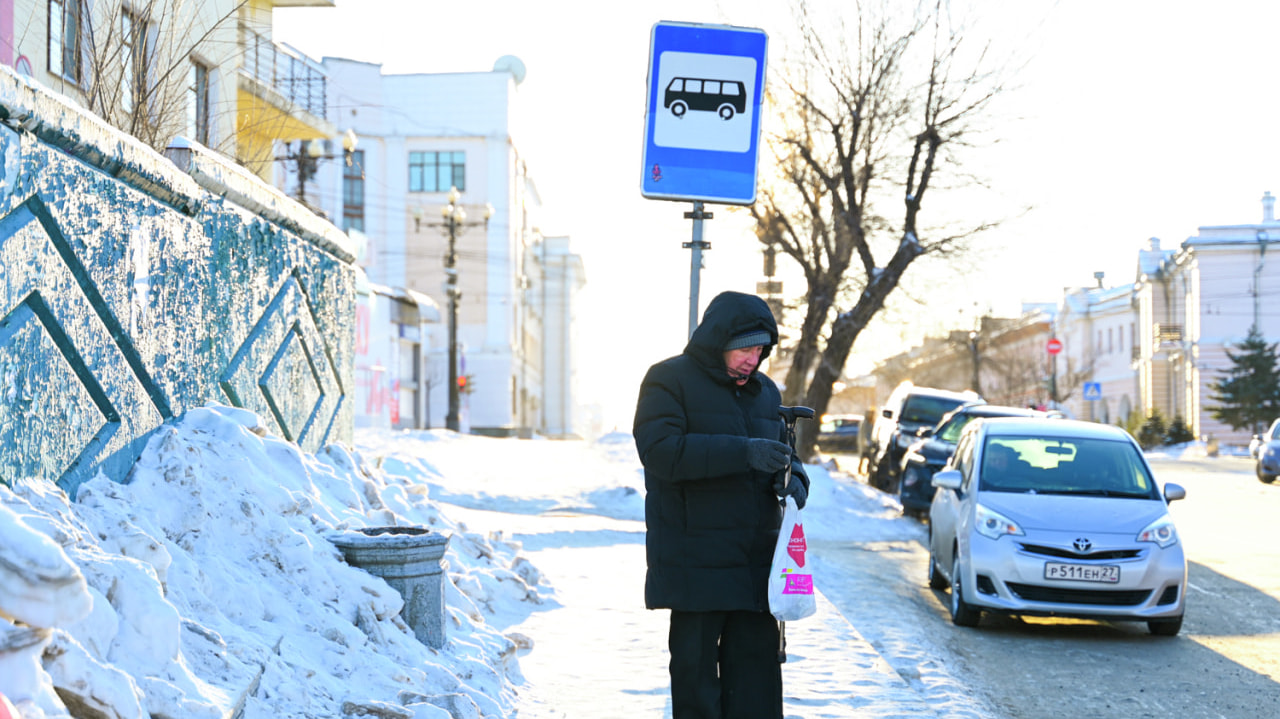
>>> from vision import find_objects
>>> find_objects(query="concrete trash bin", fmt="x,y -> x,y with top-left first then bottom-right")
329,526 -> 451,648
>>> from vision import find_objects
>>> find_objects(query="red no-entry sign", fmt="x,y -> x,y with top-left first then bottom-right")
1046,338 -> 1063,355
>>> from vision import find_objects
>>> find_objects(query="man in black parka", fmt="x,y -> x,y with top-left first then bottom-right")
633,291 -> 808,719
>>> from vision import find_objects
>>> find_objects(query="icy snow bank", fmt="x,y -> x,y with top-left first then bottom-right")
0,405 -> 547,719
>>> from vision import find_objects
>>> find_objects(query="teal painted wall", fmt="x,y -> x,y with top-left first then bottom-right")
0,72 -> 355,496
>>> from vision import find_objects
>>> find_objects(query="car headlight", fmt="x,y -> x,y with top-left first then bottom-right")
1265,445 -> 1279,461
974,504 -> 1024,540
1137,515 -> 1179,548
896,433 -> 916,449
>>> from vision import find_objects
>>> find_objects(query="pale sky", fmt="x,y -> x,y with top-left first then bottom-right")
274,0 -> 1280,430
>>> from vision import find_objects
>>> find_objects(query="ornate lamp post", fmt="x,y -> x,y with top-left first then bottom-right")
968,330 -> 982,397
435,186 -> 492,432
278,128 -> 359,206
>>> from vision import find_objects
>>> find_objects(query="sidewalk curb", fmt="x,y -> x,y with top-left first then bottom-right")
781,589 -> 941,718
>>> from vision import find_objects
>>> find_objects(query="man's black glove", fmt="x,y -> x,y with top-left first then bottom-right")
774,474 -> 808,510
746,438 -> 792,473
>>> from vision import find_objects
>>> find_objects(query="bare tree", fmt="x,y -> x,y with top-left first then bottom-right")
80,0 -> 246,153
1050,354 -> 1098,407
18,0 -> 249,156
752,0 -> 1011,459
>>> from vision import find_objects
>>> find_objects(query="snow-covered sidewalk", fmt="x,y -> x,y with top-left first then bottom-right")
497,514 -> 942,718
366,430 -> 943,718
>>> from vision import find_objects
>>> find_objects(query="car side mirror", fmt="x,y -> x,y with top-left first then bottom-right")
1163,482 -> 1186,503
932,469 -> 962,491
918,428 -> 933,438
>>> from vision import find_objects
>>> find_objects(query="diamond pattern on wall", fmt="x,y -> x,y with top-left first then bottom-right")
0,296 -> 116,484
220,272 -> 344,449
260,322 -> 324,442
0,196 -> 163,492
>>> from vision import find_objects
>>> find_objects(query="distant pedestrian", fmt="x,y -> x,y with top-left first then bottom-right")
633,291 -> 808,719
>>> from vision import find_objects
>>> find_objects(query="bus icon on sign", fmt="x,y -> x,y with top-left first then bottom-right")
664,77 -> 747,120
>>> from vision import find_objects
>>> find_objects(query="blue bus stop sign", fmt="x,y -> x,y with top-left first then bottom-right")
641,21 -> 768,205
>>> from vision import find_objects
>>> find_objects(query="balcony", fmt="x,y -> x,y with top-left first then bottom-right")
236,24 -> 336,179
1154,323 -> 1182,343
239,25 -> 327,118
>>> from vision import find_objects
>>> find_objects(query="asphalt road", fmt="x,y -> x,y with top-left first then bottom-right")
814,453 -> 1280,719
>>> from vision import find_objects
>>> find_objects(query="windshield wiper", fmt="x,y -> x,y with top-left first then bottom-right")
1055,489 -> 1151,498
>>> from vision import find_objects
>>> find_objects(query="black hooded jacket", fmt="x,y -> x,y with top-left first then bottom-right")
633,291 -> 809,612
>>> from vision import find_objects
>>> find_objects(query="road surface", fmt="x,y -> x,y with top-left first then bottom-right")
813,454 -> 1280,718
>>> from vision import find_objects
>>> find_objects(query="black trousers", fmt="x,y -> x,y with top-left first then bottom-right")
668,609 -> 782,719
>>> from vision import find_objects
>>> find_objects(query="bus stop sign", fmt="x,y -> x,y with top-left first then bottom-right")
641,21 -> 768,205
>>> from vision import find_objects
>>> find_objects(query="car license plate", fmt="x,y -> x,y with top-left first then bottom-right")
1043,562 -> 1119,583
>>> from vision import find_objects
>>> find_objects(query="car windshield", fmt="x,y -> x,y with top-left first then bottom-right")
900,395 -> 967,425
978,435 -> 1158,498
936,415 -> 976,444
820,418 -> 859,434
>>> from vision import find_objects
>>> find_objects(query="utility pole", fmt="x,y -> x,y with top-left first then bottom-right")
444,216 -> 461,432
968,330 -> 982,396
683,202 -> 713,339
422,187 -> 491,432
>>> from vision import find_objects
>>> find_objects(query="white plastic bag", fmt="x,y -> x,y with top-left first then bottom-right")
768,496 -> 816,622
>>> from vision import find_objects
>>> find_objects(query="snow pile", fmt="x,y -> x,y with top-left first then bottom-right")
355,429 -> 645,524
0,405 -> 546,719
1146,439 -> 1250,459
801,462 -> 927,544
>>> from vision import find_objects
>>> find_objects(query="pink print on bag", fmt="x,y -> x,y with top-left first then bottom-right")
781,569 -> 813,595
787,523 -> 807,568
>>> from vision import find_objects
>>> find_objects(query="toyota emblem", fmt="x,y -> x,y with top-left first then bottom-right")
1073,538 -> 1092,553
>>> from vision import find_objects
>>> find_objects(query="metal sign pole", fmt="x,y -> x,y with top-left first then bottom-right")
683,201 -> 713,339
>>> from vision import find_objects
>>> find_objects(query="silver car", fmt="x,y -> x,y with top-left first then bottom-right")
1253,418 -> 1280,483
927,417 -> 1187,635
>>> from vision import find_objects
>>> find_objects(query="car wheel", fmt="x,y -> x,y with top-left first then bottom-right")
928,548 -> 948,590
1257,464 -> 1277,484
949,555 -> 980,627
718,104 -> 735,120
1148,616 -> 1183,636
670,101 -> 687,118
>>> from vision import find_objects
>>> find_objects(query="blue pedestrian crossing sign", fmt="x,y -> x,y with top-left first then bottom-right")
1083,382 -> 1102,401
641,21 -> 768,205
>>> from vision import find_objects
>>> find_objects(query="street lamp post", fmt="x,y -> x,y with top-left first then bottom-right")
968,330 -> 982,396
431,187 -> 492,432
277,129 -> 359,206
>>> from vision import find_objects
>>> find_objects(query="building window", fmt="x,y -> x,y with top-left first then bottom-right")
343,150 -> 365,232
1107,327 -> 1114,353
408,151 -> 465,193
121,8 -> 150,113
48,0 -> 82,83
187,60 -> 211,145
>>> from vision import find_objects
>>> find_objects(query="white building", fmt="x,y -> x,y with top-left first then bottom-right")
538,236 -> 587,438
353,277 -> 441,430
1055,278 -> 1139,424
306,56 -> 584,436
1137,192 -> 1280,444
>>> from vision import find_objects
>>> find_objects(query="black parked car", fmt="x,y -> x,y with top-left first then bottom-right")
867,383 -> 980,492
897,403 -> 1047,517
817,414 -> 863,453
